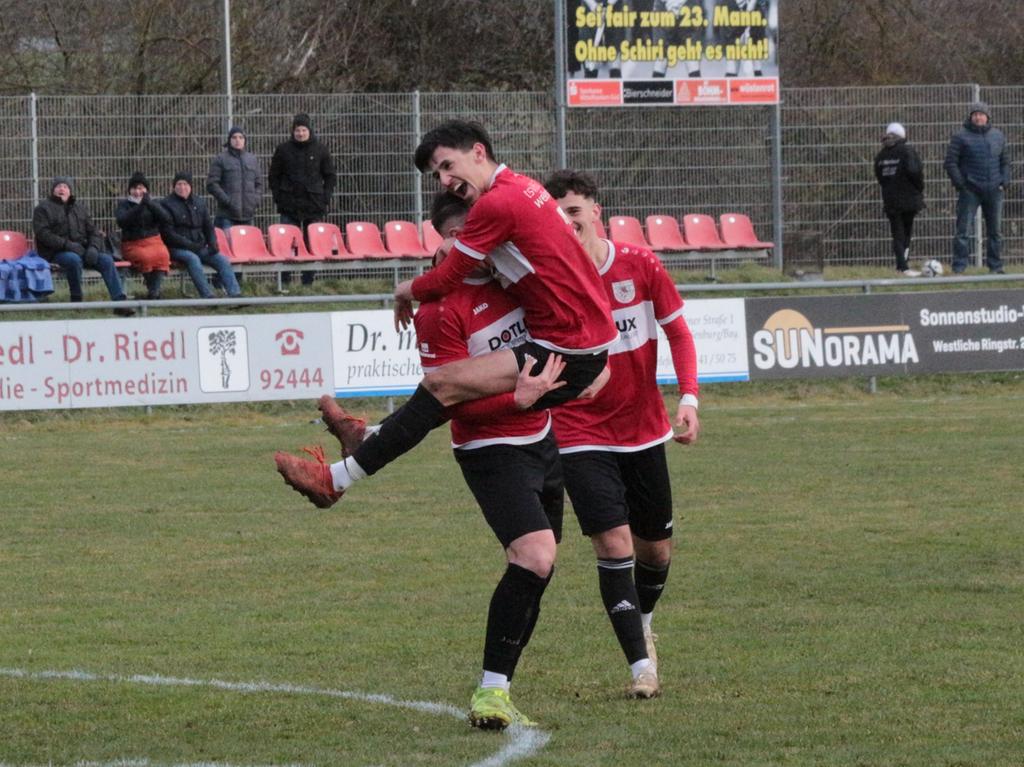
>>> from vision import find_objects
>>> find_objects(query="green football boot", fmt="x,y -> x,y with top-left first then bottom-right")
468,686 -> 537,730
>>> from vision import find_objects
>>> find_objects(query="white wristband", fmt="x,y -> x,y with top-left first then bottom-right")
680,394 -> 699,410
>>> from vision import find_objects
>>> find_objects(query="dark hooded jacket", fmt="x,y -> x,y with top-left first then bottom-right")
32,177 -> 104,262
159,180 -> 218,255
268,118 -> 337,219
944,102 -> 1010,194
874,137 -> 924,214
116,174 -> 172,242
206,127 -> 264,221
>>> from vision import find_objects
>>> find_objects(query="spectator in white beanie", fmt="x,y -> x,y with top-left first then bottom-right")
874,121 -> 925,275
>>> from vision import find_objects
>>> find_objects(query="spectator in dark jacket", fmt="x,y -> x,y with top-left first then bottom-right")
207,126 -> 264,231
32,176 -> 133,314
269,113 -> 336,285
269,113 -> 337,231
160,171 -> 242,298
874,122 -> 925,276
116,171 -> 171,299
944,102 -> 1010,273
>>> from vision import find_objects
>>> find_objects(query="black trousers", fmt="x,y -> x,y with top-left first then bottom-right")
887,210 -> 918,271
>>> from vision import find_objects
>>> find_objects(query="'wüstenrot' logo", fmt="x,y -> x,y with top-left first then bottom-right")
751,309 -> 919,370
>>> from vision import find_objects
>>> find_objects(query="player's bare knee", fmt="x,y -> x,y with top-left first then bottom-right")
591,526 -> 634,560
634,537 -> 671,568
507,533 -> 556,578
421,369 -> 456,404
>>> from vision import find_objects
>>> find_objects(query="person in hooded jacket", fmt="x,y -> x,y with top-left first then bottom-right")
32,176 -> 134,314
159,171 -> 242,298
944,102 -> 1010,274
269,113 -> 336,285
207,126 -> 264,231
874,122 -> 925,276
269,112 -> 337,234
116,171 -> 171,299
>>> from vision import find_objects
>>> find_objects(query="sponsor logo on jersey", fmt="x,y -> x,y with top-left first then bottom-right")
487,319 -> 529,351
751,308 -> 919,370
473,302 -> 489,316
612,279 -> 636,304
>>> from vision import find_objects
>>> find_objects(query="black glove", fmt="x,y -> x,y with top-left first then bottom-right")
83,246 -> 100,267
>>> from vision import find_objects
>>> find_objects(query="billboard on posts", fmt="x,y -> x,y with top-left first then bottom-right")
565,0 -> 779,107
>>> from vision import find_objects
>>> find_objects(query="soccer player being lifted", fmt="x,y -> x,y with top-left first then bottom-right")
275,121 -> 616,507
544,170 -> 700,698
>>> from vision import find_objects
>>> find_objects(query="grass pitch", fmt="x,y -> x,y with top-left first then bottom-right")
2,378 -> 1023,766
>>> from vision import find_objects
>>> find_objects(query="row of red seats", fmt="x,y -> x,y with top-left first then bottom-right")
0,212 -> 772,266
0,221 -> 447,265
604,213 -> 773,252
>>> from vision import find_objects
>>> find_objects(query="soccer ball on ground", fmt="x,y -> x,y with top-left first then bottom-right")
922,259 -> 944,277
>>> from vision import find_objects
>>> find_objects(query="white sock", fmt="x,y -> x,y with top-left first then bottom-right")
480,671 -> 509,691
630,658 -> 654,679
330,456 -> 366,491
641,612 -> 653,629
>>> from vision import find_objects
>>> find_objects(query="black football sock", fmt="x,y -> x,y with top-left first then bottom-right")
349,384 -> 446,475
635,558 -> 671,615
597,556 -> 647,664
483,564 -> 550,679
507,567 -> 553,681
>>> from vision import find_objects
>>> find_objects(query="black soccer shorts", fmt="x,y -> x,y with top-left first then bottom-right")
454,432 -> 564,549
562,443 -> 674,541
511,341 -> 608,410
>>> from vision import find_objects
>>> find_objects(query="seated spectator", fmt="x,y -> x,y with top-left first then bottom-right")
159,171 -> 242,299
115,171 -> 171,299
32,176 -> 134,315
207,126 -> 263,231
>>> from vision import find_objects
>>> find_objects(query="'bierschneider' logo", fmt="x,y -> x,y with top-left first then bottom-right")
752,309 -> 919,370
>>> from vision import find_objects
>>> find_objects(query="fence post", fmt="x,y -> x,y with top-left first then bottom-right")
222,0 -> 234,129
553,0 -> 568,169
770,99 -> 784,271
972,83 -> 983,268
30,92 -> 40,208
412,90 -> 423,229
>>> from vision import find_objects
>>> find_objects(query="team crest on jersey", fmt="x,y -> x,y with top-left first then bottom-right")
612,279 -> 635,304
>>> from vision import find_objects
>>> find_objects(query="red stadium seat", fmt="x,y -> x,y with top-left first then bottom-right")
268,223 -> 320,262
214,227 -> 234,260
228,225 -> 279,263
384,220 -> 431,258
346,221 -> 390,259
681,214 -> 731,250
307,222 -> 355,260
0,231 -> 30,260
420,220 -> 444,252
719,213 -> 774,249
645,215 -> 691,251
608,216 -> 651,248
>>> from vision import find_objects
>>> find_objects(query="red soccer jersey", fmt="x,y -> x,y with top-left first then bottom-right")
414,277 -> 550,450
451,165 -> 617,354
553,241 -> 697,452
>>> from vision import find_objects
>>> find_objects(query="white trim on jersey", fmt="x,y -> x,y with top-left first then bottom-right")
658,305 -> 685,325
598,239 -> 617,275
453,412 -> 552,451
557,426 -> 674,455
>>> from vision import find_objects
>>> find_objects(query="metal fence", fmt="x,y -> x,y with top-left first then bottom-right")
0,86 -> 1020,269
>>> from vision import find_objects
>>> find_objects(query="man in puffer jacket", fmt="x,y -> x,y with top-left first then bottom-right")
944,102 -> 1010,273
207,126 -> 264,230
32,176 -> 134,314
159,171 -> 242,298
268,113 -> 337,233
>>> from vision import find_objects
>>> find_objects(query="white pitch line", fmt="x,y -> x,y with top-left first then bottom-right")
0,668 -> 550,767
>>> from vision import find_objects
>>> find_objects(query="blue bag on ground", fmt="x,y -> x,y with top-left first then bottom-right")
15,251 -> 54,297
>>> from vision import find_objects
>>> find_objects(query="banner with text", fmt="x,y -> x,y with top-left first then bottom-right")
566,0 -> 779,107
745,289 -> 1024,379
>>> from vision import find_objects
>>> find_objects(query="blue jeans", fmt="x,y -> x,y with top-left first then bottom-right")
52,250 -> 126,302
170,249 -> 241,297
953,187 -> 1003,272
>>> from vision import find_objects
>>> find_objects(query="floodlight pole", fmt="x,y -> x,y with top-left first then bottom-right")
222,0 -> 234,129
553,0 -> 568,169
